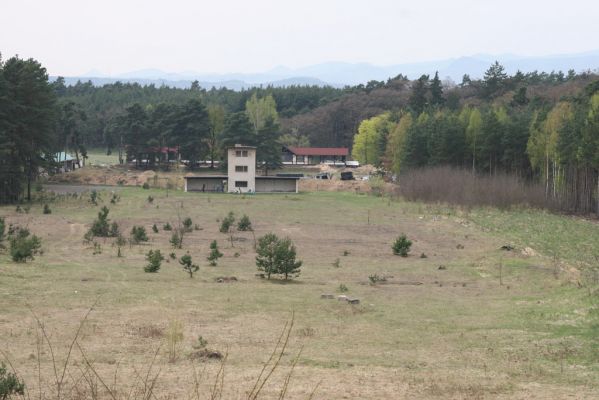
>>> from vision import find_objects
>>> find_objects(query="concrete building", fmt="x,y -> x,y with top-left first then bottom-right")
184,144 -> 299,193
227,145 -> 257,193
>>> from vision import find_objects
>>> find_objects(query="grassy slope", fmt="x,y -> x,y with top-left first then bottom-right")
1,189 -> 598,399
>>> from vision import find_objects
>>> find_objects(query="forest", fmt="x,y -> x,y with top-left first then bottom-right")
1,54 -> 598,214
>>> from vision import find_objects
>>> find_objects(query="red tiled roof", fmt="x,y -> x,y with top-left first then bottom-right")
287,147 -> 348,156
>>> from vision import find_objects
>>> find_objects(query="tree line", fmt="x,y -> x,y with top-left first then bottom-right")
351,63 -> 599,214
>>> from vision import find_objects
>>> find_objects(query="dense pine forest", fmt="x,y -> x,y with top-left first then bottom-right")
1,54 -> 599,214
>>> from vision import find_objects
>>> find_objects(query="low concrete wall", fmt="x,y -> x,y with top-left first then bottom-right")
255,178 -> 297,193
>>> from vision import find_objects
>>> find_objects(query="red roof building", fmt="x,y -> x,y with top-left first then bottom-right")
282,146 -> 349,165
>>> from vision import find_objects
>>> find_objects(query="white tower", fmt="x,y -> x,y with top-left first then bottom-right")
227,144 -> 256,193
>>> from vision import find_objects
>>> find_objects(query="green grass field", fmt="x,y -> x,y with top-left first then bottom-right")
1,188 -> 598,399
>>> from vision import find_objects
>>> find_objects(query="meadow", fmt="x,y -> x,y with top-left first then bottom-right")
1,187 -> 599,399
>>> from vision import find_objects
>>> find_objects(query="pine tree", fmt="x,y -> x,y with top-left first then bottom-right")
430,72 -> 444,106
179,253 -> 199,277
207,240 -> 223,266
408,75 -> 429,114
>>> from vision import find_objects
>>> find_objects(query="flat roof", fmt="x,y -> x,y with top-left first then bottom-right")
184,175 -> 300,180
286,146 -> 349,156
256,176 -> 300,180
184,175 -> 228,179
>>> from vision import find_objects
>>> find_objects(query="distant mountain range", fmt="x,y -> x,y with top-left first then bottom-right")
54,50 -> 599,90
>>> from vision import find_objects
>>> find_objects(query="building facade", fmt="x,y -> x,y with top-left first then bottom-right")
227,145 -> 256,193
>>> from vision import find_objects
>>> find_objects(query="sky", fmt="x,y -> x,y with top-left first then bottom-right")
1,0 -> 599,76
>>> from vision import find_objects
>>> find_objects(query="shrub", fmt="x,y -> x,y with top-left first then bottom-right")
142,182 -> 150,190
237,215 -> 252,231
0,362 -> 25,399
182,217 -> 193,232
368,274 -> 387,285
256,233 -> 302,280
110,193 -> 120,204
338,284 -> 348,292
207,240 -> 223,266
87,206 -> 117,238
179,253 -> 199,278
219,211 -> 235,233
144,249 -> 164,273
169,252 -> 176,259
193,335 -> 208,349
163,222 -> 172,231
115,235 -> 126,257
43,204 -> 51,214
152,224 -> 159,233
89,190 -> 98,205
109,222 -> 120,237
392,234 -> 412,257
170,231 -> 182,249
342,250 -> 350,256
130,226 -> 148,244
147,195 -> 154,204
332,258 -> 341,268
9,228 -> 42,263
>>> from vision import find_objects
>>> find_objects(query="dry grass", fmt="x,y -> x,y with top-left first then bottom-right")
1,188 -> 599,398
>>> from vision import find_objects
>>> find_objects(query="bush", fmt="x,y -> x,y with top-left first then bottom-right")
170,231 -> 182,249
237,215 -> 252,231
43,204 -> 51,214
130,226 -> 148,244
392,234 -> 412,257
89,190 -> 98,205
147,195 -> 154,204
179,253 -> 199,278
144,249 -> 164,273
152,224 -> 159,233
207,240 -> 223,266
87,206 -> 117,238
368,274 -> 387,285
163,222 -> 172,231
219,212 -> 235,233
182,217 -> 193,232
142,182 -> 150,190
9,227 -> 42,263
0,362 -> 25,399
256,233 -> 302,280
110,193 -> 120,204
115,235 -> 126,257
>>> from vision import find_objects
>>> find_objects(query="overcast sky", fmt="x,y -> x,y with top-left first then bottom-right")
1,0 -> 598,76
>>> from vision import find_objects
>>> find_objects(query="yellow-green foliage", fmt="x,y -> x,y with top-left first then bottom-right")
351,113 -> 393,165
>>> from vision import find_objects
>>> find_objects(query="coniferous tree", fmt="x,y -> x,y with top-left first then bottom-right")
409,75 -> 429,114
430,72 -> 444,107
1,56 -> 57,202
